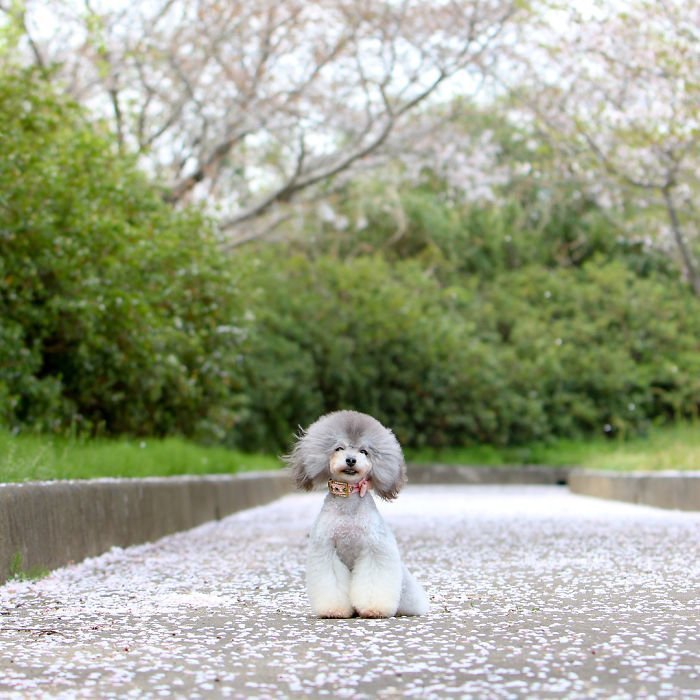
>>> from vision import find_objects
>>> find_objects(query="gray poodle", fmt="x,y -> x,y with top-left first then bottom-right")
285,410 -> 429,618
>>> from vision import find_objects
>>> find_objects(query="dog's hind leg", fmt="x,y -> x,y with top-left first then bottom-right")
306,543 -> 353,618
396,565 -> 429,616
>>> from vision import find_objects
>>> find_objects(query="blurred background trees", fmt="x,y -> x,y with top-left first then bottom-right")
511,0 -> 700,294
5,0 -> 525,243
1,0 -> 698,451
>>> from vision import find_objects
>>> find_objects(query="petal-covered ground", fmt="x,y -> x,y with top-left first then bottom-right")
1,485 -> 699,699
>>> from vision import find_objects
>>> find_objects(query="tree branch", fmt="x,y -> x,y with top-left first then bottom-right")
5,4 -> 49,75
164,129 -> 253,203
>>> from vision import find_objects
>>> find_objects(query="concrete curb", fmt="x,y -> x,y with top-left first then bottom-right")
0,472 -> 293,585
3,463 -> 695,585
0,464 -> 569,585
407,463 -> 570,486
568,469 -> 700,511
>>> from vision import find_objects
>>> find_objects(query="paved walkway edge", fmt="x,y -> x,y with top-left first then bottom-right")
568,469 -> 700,511
0,472 -> 293,585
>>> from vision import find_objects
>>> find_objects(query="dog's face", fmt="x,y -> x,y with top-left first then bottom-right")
329,444 -> 372,484
284,410 -> 407,500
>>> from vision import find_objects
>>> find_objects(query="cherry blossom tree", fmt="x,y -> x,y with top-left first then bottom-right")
3,0 -> 530,244
511,0 -> 700,293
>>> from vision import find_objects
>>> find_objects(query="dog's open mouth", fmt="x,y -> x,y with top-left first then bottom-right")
342,467 -> 358,475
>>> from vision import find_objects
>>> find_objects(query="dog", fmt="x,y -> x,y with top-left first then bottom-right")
285,410 -> 429,618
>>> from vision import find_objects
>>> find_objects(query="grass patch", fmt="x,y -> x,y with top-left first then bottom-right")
8,552 -> 50,582
0,430 -> 281,483
2,422 -> 698,483
407,422 -> 700,472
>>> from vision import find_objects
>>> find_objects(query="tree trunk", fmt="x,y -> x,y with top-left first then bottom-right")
662,185 -> 700,297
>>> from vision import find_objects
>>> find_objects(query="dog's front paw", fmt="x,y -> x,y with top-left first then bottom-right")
356,606 -> 394,619
349,565 -> 401,619
316,605 -> 354,619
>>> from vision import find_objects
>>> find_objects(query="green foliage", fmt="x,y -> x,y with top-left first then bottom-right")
0,69 -> 245,439
469,262 -> 700,440
230,246 -> 700,451
9,552 -> 49,581
232,253 -> 461,449
0,2 -> 25,59
306,177 -> 674,283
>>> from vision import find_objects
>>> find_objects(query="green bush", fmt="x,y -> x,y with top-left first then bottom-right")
226,245 -> 700,451
471,261 -> 700,440
231,254 -> 443,449
0,69 -> 245,438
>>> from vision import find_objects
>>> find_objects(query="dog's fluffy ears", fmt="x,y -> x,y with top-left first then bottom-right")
283,410 -> 407,500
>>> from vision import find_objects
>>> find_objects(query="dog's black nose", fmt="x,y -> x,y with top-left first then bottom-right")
345,456 -> 357,467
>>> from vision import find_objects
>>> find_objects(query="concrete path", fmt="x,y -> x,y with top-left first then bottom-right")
1,485 -> 699,699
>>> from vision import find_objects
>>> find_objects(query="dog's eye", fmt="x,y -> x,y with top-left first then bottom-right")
359,449 -> 368,456
335,446 -> 344,452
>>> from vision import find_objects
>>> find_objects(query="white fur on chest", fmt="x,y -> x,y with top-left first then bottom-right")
312,494 -> 391,570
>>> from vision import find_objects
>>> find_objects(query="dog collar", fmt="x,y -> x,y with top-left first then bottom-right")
328,478 -> 369,498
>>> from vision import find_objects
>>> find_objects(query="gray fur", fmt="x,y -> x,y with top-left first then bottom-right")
284,410 -> 407,500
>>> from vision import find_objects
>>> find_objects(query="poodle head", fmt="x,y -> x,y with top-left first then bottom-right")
284,410 -> 407,500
